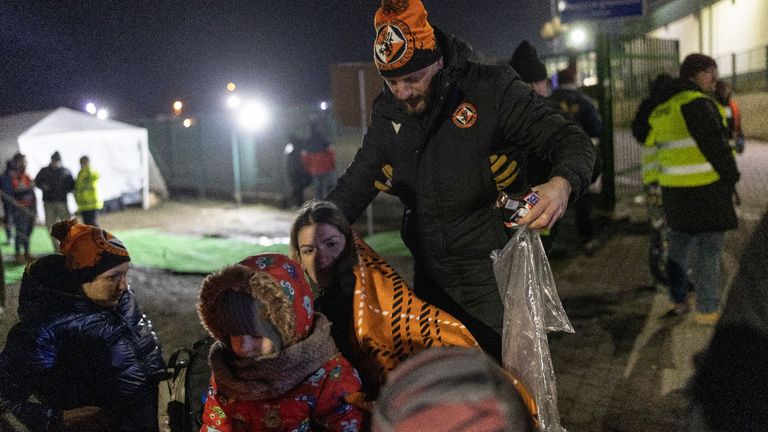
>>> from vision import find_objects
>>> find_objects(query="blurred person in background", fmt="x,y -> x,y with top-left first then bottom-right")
714,79 -> 745,154
0,220 -> 165,431
284,134 -> 312,209
35,151 -> 75,251
0,159 -> 16,246
74,155 -> 102,227
508,40 -> 559,255
548,68 -> 604,253
301,120 -> 337,199
9,153 -> 36,263
509,41 -> 603,256
647,54 -> 739,325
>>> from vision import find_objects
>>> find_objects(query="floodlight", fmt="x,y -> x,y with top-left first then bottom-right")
226,94 -> 241,110
236,100 -> 271,132
567,27 -> 588,48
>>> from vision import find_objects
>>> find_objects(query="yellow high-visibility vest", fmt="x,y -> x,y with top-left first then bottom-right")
647,90 -> 726,188
75,167 -> 103,211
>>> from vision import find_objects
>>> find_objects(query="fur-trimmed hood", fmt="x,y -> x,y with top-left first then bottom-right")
198,254 -> 315,348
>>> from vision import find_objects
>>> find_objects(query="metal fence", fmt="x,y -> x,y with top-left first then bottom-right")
597,35 -> 680,210
137,105 -> 337,205
544,36 -> 679,211
715,45 -> 768,92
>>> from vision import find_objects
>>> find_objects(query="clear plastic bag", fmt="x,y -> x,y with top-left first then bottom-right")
491,227 -> 574,432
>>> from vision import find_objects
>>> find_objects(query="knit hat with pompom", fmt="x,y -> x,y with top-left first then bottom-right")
51,219 -> 130,285
373,0 -> 442,78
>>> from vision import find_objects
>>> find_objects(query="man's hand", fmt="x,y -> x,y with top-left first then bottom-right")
515,176 -> 572,230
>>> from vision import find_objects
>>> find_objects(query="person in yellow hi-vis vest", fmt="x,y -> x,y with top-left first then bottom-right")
75,155 -> 103,227
647,54 -> 740,326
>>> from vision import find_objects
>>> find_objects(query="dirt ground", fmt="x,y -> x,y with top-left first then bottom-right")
0,198 -> 410,355
101,198 -> 298,240
0,199 -> 298,354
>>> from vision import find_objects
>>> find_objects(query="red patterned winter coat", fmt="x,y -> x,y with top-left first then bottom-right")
200,315 -> 364,432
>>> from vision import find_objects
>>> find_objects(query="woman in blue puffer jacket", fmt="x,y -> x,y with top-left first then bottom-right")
0,220 -> 165,431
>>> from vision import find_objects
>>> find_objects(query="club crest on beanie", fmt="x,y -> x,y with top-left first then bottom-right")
374,0 -> 442,78
51,219 -> 130,284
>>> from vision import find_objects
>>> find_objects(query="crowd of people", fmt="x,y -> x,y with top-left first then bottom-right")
0,151 -> 103,263
0,0 -> 756,430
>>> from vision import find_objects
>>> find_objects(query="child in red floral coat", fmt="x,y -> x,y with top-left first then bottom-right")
197,253 -> 365,432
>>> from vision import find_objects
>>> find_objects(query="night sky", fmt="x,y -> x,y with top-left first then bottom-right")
1,1 -> 552,120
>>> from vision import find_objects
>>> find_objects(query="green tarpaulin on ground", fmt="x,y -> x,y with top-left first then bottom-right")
1,227 -> 409,284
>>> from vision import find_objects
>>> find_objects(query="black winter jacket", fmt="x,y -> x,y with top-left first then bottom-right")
548,86 -> 603,138
656,79 -> 739,233
34,165 -> 75,203
0,255 -> 165,431
327,30 -> 595,342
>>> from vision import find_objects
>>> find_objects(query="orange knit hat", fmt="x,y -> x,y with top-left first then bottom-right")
52,220 -> 130,284
373,0 -> 442,78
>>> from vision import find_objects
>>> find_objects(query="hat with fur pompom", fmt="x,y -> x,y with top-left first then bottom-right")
373,0 -> 442,78
51,219 -> 130,285
198,254 -> 315,350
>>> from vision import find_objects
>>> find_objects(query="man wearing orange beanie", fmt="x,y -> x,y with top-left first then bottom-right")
327,0 -> 596,360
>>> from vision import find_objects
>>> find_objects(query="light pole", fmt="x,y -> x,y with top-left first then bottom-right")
226,93 -> 243,205
230,128 -> 243,205
226,90 -> 271,207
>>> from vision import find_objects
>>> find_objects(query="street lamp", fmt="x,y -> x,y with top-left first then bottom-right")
236,100 -> 271,132
226,93 -> 272,206
96,109 -> 109,120
566,27 -> 589,49
85,101 -> 110,119
226,94 -> 241,110
173,100 -> 183,116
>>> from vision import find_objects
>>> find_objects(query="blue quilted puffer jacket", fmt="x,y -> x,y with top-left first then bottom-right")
0,255 -> 165,431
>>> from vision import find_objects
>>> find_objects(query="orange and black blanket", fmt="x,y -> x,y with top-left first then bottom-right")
350,237 -> 538,428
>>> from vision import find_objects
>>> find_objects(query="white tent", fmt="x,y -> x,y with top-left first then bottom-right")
0,107 -> 168,219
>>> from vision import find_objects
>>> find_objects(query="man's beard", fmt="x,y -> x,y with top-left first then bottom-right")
398,96 -> 427,115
